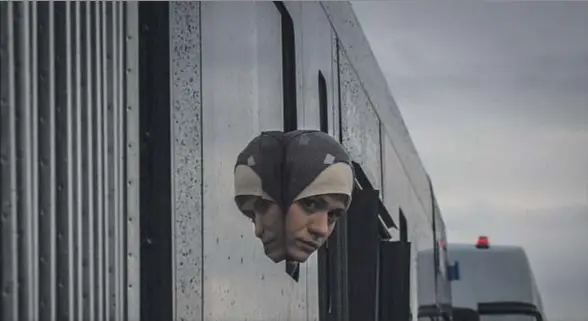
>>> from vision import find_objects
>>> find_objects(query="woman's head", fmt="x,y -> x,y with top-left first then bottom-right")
281,130 -> 355,262
234,131 -> 287,263
234,130 -> 355,263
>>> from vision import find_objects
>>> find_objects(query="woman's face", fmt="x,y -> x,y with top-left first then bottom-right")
284,194 -> 348,262
239,196 -> 286,263
252,199 -> 286,263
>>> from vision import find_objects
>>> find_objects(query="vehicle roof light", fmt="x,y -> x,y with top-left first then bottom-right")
476,236 -> 490,249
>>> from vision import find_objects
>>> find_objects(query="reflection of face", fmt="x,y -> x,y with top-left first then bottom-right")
240,197 -> 286,263
284,194 -> 348,262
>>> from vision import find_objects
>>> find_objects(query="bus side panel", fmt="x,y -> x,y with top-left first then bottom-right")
435,210 -> 452,310
338,49 -> 382,191
410,188 -> 434,319
170,3 -> 203,321
200,2 -> 305,320
285,2 -> 337,320
337,36 -> 439,321
381,132 -> 408,241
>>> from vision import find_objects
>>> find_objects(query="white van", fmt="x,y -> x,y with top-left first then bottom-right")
446,237 -> 546,321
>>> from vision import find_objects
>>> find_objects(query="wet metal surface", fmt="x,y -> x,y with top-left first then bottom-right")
200,2 -> 304,320
170,2 -> 203,321
0,2 -> 140,320
1,2 -> 447,320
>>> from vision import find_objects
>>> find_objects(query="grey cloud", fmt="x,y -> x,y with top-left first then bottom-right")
416,125 -> 588,210
352,1 -> 588,130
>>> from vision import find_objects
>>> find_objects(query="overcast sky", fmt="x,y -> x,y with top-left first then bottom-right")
351,1 -> 588,320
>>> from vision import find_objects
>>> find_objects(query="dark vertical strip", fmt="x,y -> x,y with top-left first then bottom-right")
336,40 -> 343,145
330,222 -> 349,321
66,3 -> 77,317
72,3 -> 84,319
347,189 -> 379,321
379,123 -> 384,203
317,70 -> 330,321
0,1 -> 5,316
334,39 -> 349,321
78,2 -> 92,320
37,2 -> 57,320
398,209 -> 410,321
318,71 -> 328,133
82,3 -> 96,320
103,3 -> 113,319
430,176 -> 440,308
379,240 -> 412,321
318,246 -> 328,321
0,2 -> 19,321
94,3 -> 105,319
12,4 -> 24,319
402,242 -> 412,321
273,1 -> 297,131
53,2 -> 71,320
13,2 -> 35,319
138,3 -> 172,321
399,208 -> 407,243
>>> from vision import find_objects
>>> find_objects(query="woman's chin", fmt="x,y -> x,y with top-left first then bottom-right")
264,248 -> 286,263
286,248 -> 311,263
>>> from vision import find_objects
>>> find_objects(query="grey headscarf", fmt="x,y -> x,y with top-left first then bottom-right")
234,130 -> 355,215
234,131 -> 285,216
282,130 -> 355,209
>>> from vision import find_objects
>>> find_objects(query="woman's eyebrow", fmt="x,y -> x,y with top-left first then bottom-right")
322,196 -> 346,209
308,196 -> 328,207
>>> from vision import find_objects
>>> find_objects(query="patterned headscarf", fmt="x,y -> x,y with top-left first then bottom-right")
282,130 -> 355,209
234,130 -> 355,215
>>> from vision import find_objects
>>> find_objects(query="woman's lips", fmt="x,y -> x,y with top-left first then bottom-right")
297,239 -> 319,252
264,238 -> 279,250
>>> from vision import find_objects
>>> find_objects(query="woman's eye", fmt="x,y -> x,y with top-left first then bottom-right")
327,209 -> 344,223
301,199 -> 320,212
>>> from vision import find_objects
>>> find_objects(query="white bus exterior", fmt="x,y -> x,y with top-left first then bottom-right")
446,239 -> 546,321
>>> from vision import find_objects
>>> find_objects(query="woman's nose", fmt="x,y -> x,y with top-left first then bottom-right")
307,211 -> 330,239
254,213 -> 264,239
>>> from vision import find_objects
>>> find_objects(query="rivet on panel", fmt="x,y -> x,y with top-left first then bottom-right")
2,289 -> 8,297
